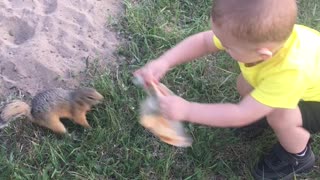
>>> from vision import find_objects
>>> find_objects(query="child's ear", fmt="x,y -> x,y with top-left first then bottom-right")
257,48 -> 273,60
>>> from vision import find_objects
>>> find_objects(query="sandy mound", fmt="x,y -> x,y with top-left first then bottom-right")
0,0 -> 121,97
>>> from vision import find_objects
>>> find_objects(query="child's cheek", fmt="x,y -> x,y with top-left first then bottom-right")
227,50 -> 240,61
225,49 -> 234,57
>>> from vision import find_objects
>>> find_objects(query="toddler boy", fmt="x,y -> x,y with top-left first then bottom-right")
135,0 -> 320,179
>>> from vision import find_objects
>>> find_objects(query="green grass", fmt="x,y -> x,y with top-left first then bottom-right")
1,0 -> 320,179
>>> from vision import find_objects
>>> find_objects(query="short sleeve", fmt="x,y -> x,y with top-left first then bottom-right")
250,69 -> 308,109
212,35 -> 225,50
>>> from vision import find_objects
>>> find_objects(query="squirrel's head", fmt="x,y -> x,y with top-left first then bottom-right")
74,87 -> 104,106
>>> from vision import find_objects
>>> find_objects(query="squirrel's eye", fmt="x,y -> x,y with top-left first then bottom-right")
87,96 -> 95,100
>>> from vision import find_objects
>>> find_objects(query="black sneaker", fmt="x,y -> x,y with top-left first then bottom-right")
233,117 -> 269,140
252,142 -> 315,180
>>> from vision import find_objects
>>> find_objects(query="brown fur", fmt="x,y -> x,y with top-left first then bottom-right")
0,87 -> 103,134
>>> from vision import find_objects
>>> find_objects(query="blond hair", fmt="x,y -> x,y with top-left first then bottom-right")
211,0 -> 297,43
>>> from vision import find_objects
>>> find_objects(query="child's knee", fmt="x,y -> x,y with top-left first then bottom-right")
236,74 -> 253,97
267,108 -> 303,130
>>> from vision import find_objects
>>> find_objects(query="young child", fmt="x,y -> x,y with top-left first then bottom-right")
134,0 -> 320,179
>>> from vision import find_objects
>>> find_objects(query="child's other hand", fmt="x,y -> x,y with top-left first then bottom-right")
133,59 -> 170,87
158,95 -> 191,121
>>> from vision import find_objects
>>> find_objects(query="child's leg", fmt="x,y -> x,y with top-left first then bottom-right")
235,74 -> 269,139
253,108 -> 315,179
267,108 -> 310,153
236,74 -> 316,178
236,74 -> 253,97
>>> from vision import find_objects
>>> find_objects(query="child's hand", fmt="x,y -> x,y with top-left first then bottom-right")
133,59 -> 170,87
158,95 -> 191,121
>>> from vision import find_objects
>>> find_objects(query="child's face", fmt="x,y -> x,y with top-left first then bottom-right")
212,23 -> 270,63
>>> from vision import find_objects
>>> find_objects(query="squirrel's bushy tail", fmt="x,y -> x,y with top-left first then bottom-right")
0,100 -> 31,128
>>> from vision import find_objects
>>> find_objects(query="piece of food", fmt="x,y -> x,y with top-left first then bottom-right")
140,115 -> 192,147
138,82 -> 193,147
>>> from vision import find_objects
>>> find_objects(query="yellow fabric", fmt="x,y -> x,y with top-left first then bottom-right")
213,25 -> 320,108
213,35 -> 225,50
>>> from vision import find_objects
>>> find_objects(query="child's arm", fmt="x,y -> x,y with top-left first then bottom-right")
134,30 -> 221,85
159,30 -> 220,68
159,94 -> 273,127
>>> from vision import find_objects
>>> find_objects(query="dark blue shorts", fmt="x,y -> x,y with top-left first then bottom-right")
299,101 -> 320,134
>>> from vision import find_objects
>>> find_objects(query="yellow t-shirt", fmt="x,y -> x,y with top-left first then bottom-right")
213,24 -> 320,108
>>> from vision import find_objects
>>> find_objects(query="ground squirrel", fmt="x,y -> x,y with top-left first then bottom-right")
0,87 -> 103,134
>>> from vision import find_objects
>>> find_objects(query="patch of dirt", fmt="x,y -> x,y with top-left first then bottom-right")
0,0 -> 122,97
